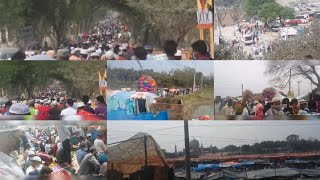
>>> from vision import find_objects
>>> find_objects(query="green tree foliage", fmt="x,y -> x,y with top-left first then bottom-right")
164,135 -> 320,157
0,0 -> 200,48
244,0 -> 294,21
107,67 -> 214,90
0,61 -> 105,99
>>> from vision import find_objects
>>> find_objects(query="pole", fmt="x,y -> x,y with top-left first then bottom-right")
297,80 -> 302,96
184,121 -> 191,180
289,69 -> 292,96
193,63 -> 197,93
241,83 -> 244,95
144,135 -> 148,168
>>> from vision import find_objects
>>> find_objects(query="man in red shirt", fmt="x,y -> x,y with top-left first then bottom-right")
77,102 -> 93,116
37,101 -> 51,120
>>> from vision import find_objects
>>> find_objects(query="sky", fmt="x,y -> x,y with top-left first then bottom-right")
107,121 -> 320,153
108,61 -> 214,76
214,61 -> 317,98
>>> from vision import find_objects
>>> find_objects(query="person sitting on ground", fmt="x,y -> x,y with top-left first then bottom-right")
60,99 -> 77,115
191,40 -> 211,60
265,97 -> 285,116
94,133 -> 108,165
26,156 -> 42,176
39,166 -> 53,177
78,147 -> 101,175
76,142 -> 88,165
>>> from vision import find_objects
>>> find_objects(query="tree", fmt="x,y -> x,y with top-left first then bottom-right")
264,64 -> 320,89
266,22 -> 320,60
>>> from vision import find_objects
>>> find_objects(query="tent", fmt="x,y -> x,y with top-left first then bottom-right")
241,167 -> 299,179
205,170 -> 246,180
108,133 -> 168,175
107,91 -> 169,120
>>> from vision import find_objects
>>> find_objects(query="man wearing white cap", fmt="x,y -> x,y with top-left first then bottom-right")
80,50 -> 89,60
9,103 -> 30,115
174,50 -> 182,60
299,99 -> 309,115
265,97 -> 285,116
26,156 -> 42,175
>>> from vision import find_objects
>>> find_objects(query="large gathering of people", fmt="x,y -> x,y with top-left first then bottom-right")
19,125 -> 107,176
1,16 -> 213,61
0,95 -> 107,119
215,96 -> 314,116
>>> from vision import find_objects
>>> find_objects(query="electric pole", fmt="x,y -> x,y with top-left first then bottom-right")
193,63 -> 197,93
184,121 -> 191,180
297,80 -> 302,96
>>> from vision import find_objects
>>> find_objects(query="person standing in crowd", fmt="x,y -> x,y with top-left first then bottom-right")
191,40 -> 211,60
282,98 -> 292,115
82,96 -> 95,114
9,103 -> 31,115
60,99 -> 77,115
174,50 -> 182,60
299,99 -> 309,115
21,131 -> 30,152
78,147 -> 101,175
291,98 -> 300,115
1,101 -> 12,115
221,99 -> 235,115
95,96 -> 107,117
57,124 -> 72,167
265,97 -> 285,115
29,101 -> 38,116
133,47 -> 148,60
145,45 -> 155,60
77,102 -> 93,115
214,96 -> 222,115
164,40 -> 178,60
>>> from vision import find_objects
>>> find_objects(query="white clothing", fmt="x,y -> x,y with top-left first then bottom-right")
60,107 -> 77,115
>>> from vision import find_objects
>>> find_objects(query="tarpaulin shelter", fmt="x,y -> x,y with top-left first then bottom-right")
108,133 -> 168,179
205,170 -> 246,180
240,167 -> 299,179
107,91 -> 169,120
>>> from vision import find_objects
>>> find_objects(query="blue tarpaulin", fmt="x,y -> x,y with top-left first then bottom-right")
107,91 -> 169,120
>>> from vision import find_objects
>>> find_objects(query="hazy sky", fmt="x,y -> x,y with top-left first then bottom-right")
215,61 -> 316,98
107,121 -> 320,152
108,61 -> 214,76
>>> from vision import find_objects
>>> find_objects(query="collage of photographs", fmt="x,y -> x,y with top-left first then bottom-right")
0,0 -> 320,179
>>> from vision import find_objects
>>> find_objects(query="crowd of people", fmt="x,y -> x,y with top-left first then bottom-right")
0,95 -> 107,119
215,96 -> 313,116
19,125 -> 107,176
4,16 -> 213,61
231,18 -> 271,60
